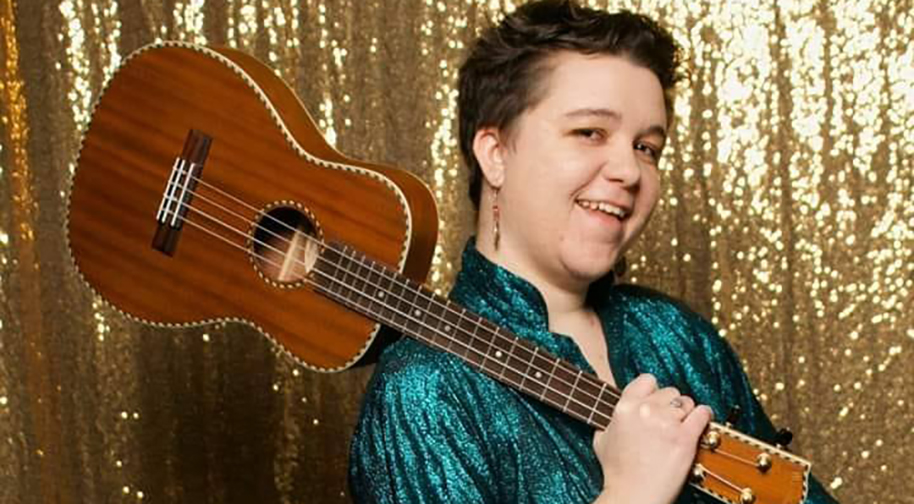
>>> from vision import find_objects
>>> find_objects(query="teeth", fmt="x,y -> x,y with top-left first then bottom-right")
578,200 -> 627,218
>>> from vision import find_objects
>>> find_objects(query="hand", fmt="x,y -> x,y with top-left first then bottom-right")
592,374 -> 713,504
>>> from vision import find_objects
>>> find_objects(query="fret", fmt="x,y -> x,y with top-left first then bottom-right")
541,357 -> 566,408
410,287 -> 436,345
386,273 -> 413,333
496,330 -> 516,380
594,386 -> 614,429
399,278 -> 422,338
448,308 -> 467,357
477,319 -> 509,378
519,346 -> 546,397
529,347 -> 554,385
401,277 -> 419,306
473,315 -> 492,363
497,334 -> 530,390
343,251 -> 391,330
385,266 -> 409,329
575,374 -> 605,403
424,293 -> 451,350
364,256 -> 383,298
422,290 -> 453,351
445,307 -> 470,358
323,247 -> 346,299
344,254 -> 365,307
565,385 -> 598,420
587,382 -> 608,425
371,262 -> 397,325
563,369 -> 583,412
506,340 -> 536,392
436,305 -> 467,365
412,285 -> 432,327
349,253 -> 375,314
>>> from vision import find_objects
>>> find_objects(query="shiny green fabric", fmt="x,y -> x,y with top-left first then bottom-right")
349,240 -> 837,504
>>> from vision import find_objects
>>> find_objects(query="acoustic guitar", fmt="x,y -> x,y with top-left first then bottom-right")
67,42 -> 811,504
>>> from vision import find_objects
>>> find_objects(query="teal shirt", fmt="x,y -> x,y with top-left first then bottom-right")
349,241 -> 837,504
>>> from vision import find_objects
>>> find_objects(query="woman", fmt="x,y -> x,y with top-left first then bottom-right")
349,2 -> 837,503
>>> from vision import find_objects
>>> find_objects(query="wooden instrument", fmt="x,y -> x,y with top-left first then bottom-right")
67,42 -> 811,504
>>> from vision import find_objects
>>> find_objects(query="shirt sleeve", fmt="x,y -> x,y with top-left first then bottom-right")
348,347 -> 498,504
683,310 -> 840,504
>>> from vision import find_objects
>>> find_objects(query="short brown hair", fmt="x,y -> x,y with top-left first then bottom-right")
457,0 -> 684,208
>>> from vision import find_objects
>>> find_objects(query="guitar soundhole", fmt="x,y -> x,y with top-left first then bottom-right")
251,206 -> 320,285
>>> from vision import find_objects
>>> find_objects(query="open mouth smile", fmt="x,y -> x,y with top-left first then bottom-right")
576,199 -> 629,219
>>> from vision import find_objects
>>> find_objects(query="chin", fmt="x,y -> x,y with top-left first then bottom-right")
563,254 -> 616,286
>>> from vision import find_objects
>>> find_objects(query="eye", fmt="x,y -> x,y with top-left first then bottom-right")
634,142 -> 661,162
573,128 -> 606,142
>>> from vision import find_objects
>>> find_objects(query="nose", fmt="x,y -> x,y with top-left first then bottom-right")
601,141 -> 641,188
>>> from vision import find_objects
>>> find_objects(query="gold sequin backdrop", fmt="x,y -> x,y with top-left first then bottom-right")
0,0 -> 911,502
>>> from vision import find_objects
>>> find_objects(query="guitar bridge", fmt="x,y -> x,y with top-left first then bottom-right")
152,129 -> 212,255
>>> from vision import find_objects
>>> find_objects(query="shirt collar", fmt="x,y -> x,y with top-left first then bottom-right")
448,238 -> 594,371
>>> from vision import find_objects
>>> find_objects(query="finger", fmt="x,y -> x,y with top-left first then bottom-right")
675,395 -> 696,414
648,387 -> 692,418
682,405 -> 714,439
592,427 -> 607,451
662,394 -> 696,420
622,374 -> 658,399
650,386 -> 682,404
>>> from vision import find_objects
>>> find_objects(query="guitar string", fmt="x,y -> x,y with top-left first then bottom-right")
167,170 -> 779,451
163,172 -> 626,407
182,171 -> 628,406
155,172 -> 620,421
166,204 -> 615,426
156,174 -> 767,480
697,465 -> 747,494
162,192 -> 766,484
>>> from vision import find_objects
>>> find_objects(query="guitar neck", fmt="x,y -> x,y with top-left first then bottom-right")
310,242 -> 812,504
311,242 -> 619,429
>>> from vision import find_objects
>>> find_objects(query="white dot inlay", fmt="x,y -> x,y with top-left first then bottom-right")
414,309 -> 421,317
535,371 -> 542,378
377,291 -> 385,298
495,351 -> 503,358
444,325 -> 451,332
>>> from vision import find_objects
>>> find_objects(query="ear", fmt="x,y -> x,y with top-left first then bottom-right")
472,127 -> 507,189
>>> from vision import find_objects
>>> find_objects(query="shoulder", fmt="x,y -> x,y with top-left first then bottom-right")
604,284 -> 716,336
365,339 -> 462,408
597,284 -> 736,370
357,338 -> 495,430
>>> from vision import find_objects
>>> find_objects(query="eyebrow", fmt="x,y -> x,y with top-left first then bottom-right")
563,107 -> 667,141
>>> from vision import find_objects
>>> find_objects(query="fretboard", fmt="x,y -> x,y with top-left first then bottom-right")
310,242 -> 621,429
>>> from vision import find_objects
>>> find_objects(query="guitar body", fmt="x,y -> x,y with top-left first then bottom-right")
67,43 -> 438,371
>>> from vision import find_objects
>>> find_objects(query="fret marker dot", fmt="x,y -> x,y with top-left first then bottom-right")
414,309 -> 421,317
535,371 -> 542,379
377,292 -> 384,298
444,325 -> 451,332
495,351 -> 503,359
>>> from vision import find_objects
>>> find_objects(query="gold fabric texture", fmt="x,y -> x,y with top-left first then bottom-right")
1,0 -> 911,502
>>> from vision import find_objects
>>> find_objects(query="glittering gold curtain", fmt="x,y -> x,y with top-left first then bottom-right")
0,0 -> 911,502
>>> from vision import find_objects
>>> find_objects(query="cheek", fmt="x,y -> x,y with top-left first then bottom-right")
640,171 -> 662,213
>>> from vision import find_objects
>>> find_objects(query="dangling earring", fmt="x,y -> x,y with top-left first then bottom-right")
492,187 -> 500,250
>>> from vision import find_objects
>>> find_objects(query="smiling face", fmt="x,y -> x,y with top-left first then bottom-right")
474,51 -> 668,294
